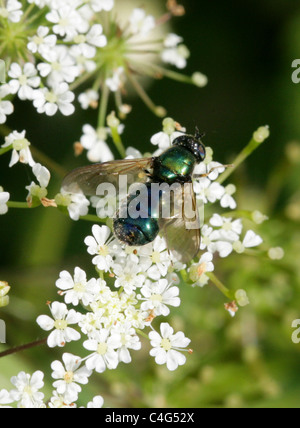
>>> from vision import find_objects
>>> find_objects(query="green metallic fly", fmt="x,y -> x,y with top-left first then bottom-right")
63,129 -> 217,263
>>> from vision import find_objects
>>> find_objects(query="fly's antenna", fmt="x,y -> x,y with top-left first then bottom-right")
195,127 -> 205,140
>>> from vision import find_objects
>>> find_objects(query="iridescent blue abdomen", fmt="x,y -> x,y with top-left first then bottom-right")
113,183 -> 160,246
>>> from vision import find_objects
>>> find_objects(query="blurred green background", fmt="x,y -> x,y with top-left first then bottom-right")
1,0 -> 300,408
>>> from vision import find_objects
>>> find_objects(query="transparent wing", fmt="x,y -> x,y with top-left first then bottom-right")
159,182 -> 201,264
62,158 -> 154,196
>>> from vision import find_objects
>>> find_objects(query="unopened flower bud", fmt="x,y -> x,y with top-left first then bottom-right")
235,289 -> 250,307
253,126 -> 270,143
192,72 -> 208,88
252,210 -> 269,224
268,247 -> 285,260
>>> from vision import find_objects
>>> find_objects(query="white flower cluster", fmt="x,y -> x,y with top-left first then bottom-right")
35,226 -> 190,376
0,0 -> 206,162
0,369 -> 104,408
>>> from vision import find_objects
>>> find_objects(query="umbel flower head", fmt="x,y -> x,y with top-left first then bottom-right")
0,0 -> 207,124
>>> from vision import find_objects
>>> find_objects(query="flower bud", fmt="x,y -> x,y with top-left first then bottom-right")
253,126 -> 270,143
235,289 -> 250,307
192,72 -> 208,87
268,247 -> 285,260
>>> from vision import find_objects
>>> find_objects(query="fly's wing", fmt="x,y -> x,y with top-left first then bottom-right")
159,183 -> 201,264
62,158 -> 154,196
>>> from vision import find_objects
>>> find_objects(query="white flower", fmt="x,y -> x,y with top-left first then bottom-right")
56,267 -> 101,306
113,261 -> 145,294
161,35 -> 190,69
86,396 -> 104,408
0,389 -> 13,406
1,130 -> 35,168
0,0 -> 23,23
112,322 -> 141,364
8,63 -> 40,100
10,371 -> 44,408
32,163 -> 51,188
69,45 -> 97,73
233,230 -> 263,254
150,131 -> 184,153
194,161 -> 226,181
163,33 -> 183,48
79,310 -> 105,337
85,0 -> 114,12
27,26 -> 57,55
32,82 -> 75,116
56,189 -> 90,221
78,89 -> 99,110
83,329 -> 120,373
36,301 -> 82,348
26,163 -> 51,204
51,353 -> 92,403
220,184 -> 237,209
80,124 -> 114,163
149,323 -> 191,371
194,177 -> 225,204
48,391 -> 76,408
0,85 -> 14,124
74,24 -> 107,52
209,214 -> 243,241
188,252 -> 214,287
106,67 -> 125,92
140,279 -> 180,316
46,6 -> 88,40
139,237 -> 172,280
129,8 -> 156,36
0,187 -> 10,215
38,46 -> 80,86
84,225 -> 114,272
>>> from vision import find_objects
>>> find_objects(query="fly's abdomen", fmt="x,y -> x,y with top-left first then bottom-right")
153,146 -> 196,183
113,183 -> 160,246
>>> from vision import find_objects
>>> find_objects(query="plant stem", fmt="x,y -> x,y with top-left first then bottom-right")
7,201 -> 31,209
0,338 -> 47,359
217,137 -> 264,185
207,272 -> 233,300
98,81 -> 110,128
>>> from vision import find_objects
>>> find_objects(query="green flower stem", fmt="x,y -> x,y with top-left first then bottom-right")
217,136 -> 266,185
79,214 -> 107,223
110,126 -> 126,158
136,329 -> 149,340
222,210 -> 254,220
0,338 -> 47,359
7,201 -> 31,209
98,81 -> 110,128
126,71 -> 166,117
0,144 -> 12,156
207,272 -> 233,300
21,2 -> 36,21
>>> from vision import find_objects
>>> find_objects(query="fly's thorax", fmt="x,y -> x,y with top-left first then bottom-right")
153,146 -> 197,184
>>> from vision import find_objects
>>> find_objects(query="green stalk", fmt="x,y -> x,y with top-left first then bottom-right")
217,128 -> 270,185
98,82 -> 110,128
7,201 -> 31,209
207,272 -> 233,300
